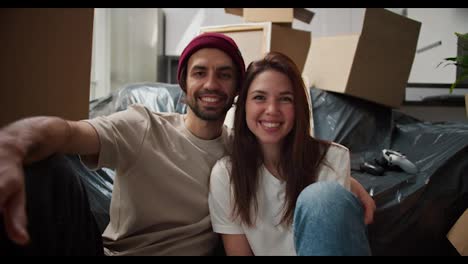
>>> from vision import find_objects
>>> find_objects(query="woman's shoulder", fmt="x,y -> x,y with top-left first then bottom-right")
327,142 -> 349,156
322,142 -> 350,164
210,156 -> 233,185
214,156 -> 232,169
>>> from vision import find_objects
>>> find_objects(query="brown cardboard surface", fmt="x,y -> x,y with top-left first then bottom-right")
244,8 -> 294,23
447,209 -> 468,256
303,8 -> 421,108
270,24 -> 310,73
225,8 -> 243,17
465,95 -> 468,117
201,25 -> 267,71
293,8 -> 315,24
224,8 -> 314,24
0,8 -> 94,127
201,23 -> 310,73
304,35 -> 360,93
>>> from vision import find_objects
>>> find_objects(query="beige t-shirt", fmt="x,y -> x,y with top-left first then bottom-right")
83,104 -> 232,256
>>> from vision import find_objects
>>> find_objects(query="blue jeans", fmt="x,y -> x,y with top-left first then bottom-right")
293,181 -> 371,256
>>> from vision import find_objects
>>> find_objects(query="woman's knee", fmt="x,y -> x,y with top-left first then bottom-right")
295,181 -> 363,220
293,181 -> 371,256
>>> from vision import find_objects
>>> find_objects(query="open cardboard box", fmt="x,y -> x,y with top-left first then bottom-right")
302,8 -> 421,108
224,8 -> 314,26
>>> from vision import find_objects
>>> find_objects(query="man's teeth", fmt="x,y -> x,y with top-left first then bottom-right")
262,122 -> 280,128
201,97 -> 219,103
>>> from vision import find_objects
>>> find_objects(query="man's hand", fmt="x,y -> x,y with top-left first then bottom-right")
0,135 -> 30,245
350,177 -> 376,225
0,117 -> 100,246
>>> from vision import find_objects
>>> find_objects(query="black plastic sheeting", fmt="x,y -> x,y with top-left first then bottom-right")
65,155 -> 115,233
310,87 -> 468,255
72,83 -> 466,255
89,82 -> 187,119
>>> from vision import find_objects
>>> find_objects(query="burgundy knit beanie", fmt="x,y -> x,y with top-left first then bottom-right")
177,32 -> 245,92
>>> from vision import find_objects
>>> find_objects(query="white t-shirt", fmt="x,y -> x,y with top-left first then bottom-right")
208,142 -> 351,256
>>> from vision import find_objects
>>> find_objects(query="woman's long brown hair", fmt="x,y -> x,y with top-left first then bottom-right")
230,51 -> 331,226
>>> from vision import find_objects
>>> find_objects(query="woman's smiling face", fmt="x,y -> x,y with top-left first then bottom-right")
245,69 -> 295,148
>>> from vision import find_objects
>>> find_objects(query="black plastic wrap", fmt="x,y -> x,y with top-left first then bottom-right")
89,82 -> 187,119
62,155 -> 113,234
310,87 -> 468,255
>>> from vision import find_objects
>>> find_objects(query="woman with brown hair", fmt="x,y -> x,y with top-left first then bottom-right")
208,51 -> 375,256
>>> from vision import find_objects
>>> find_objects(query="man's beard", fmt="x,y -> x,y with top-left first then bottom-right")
186,90 -> 233,121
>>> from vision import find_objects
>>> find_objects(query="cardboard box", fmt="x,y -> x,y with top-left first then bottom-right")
224,8 -> 314,26
200,22 -> 311,73
447,209 -> 468,256
465,94 -> 468,117
302,8 -> 421,108
0,8 -> 94,127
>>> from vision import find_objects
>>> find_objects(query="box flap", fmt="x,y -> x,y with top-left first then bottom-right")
224,8 -> 243,17
270,24 -> 311,72
244,8 -> 293,23
224,8 -> 314,24
447,209 -> 468,256
304,35 -> 359,94
293,8 -> 314,24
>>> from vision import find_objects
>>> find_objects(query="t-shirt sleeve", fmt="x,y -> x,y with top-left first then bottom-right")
80,104 -> 149,170
318,143 -> 351,191
208,158 -> 244,235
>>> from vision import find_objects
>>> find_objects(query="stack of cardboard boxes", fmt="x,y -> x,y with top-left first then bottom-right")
201,8 -> 314,73
203,8 -> 422,109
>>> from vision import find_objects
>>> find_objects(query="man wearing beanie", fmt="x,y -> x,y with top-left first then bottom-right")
0,32 -> 245,255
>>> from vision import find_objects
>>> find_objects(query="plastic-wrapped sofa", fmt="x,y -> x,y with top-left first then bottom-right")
310,87 -> 468,256
17,82 -> 468,255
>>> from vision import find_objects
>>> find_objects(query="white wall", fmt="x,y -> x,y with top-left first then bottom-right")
163,8 -> 243,56
91,8 -> 164,101
110,8 -> 163,90
406,8 -> 468,84
90,8 -> 111,100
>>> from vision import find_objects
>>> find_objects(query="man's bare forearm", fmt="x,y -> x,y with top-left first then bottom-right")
0,117 -> 73,164
0,116 -> 99,164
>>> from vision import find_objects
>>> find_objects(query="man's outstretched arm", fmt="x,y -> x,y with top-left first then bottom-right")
0,117 -> 100,245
